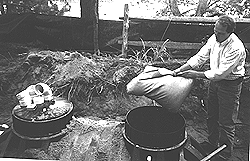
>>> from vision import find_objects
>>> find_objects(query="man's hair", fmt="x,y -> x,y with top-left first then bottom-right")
217,15 -> 236,33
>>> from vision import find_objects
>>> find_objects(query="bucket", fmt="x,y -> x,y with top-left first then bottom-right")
124,106 -> 187,161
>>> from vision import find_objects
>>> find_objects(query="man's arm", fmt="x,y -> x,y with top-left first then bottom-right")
179,70 -> 207,79
173,63 -> 192,75
173,36 -> 213,78
174,64 -> 207,79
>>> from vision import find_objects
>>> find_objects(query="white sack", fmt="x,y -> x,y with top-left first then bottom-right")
126,66 -> 194,111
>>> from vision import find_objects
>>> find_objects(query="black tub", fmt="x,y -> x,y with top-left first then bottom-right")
124,106 -> 187,161
12,97 -> 73,140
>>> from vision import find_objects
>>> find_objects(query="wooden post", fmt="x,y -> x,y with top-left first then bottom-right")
93,0 -> 99,54
80,0 -> 99,54
122,4 -> 129,57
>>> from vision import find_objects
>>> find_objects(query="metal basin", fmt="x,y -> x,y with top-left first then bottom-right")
12,97 -> 73,140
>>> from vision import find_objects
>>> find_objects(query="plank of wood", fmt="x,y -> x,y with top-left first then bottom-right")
118,40 -> 204,49
118,40 -> 250,50
121,4 -> 129,57
119,16 -> 250,23
93,0 -> 99,54
200,144 -> 227,161
0,158 -> 56,161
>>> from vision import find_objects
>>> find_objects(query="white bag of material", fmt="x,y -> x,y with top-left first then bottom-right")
127,66 -> 194,111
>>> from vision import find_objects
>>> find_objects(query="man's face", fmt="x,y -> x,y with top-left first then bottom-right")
214,21 -> 231,43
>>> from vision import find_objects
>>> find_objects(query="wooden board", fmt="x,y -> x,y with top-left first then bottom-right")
122,16 -> 250,23
118,40 -> 250,50
0,159 -> 56,161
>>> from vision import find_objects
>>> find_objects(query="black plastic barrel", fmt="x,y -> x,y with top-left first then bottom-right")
12,97 -> 73,140
124,106 -> 187,161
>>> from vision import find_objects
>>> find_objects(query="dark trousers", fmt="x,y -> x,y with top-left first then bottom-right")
207,78 -> 243,156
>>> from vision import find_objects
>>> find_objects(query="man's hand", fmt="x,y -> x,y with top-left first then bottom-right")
158,68 -> 175,76
178,70 -> 206,79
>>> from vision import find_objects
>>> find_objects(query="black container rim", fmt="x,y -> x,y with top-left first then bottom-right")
123,129 -> 188,151
125,106 -> 186,135
11,124 -> 68,140
12,101 -> 73,123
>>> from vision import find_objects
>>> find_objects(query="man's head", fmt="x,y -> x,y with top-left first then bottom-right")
214,15 -> 236,43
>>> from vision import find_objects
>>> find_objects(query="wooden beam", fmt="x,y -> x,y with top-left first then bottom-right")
118,40 -> 250,50
118,40 -> 204,49
121,4 -> 129,57
80,0 -> 95,20
80,0 -> 99,54
93,0 -> 99,54
119,16 -> 250,23
0,159 -> 56,161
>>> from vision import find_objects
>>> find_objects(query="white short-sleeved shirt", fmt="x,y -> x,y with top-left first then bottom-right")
187,33 -> 246,80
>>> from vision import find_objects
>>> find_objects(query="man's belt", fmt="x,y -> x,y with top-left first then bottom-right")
220,77 -> 243,85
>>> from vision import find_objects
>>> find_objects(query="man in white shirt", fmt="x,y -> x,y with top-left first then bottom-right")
173,15 -> 246,160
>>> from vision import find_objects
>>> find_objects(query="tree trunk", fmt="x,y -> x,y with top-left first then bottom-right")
195,0 -> 208,16
80,0 -> 99,53
93,0 -> 99,54
122,4 -> 129,57
168,0 -> 181,16
80,0 -> 96,20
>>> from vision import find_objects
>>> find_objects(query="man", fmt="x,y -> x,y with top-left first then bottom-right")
173,15 -> 246,160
